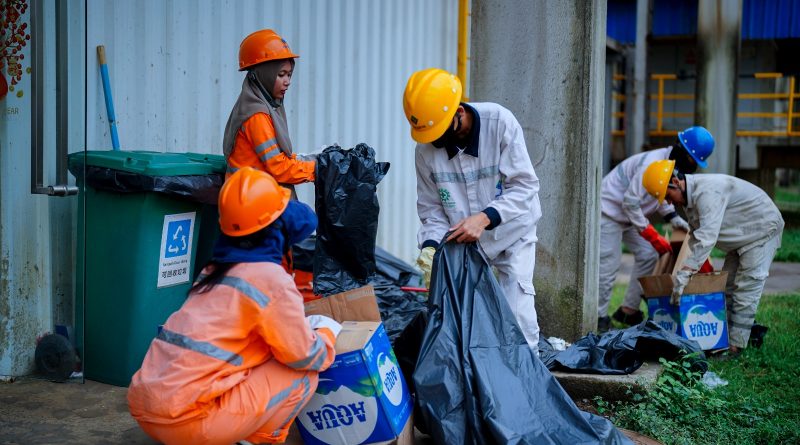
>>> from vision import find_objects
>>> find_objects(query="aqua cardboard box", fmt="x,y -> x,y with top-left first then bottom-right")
638,229 -> 730,350
295,321 -> 413,445
645,290 -> 730,350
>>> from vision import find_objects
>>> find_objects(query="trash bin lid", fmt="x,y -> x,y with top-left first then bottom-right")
183,152 -> 227,174
69,151 -> 224,176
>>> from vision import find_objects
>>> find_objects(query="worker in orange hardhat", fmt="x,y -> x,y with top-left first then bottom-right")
643,160 -> 784,356
128,167 -> 341,445
598,126 -> 715,333
223,29 -> 320,191
404,68 -> 542,351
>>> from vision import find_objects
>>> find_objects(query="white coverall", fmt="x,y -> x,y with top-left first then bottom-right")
415,102 -> 542,349
599,147 -> 680,317
676,174 -> 784,348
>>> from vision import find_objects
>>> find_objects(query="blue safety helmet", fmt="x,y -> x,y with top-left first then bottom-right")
677,126 -> 714,169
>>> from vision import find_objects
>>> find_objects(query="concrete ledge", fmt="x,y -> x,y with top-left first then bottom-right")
551,360 -> 662,402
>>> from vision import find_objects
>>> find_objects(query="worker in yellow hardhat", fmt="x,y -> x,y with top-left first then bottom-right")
597,127 -> 715,333
403,68 -> 542,351
223,29 -> 321,192
128,167 -> 341,444
642,160 -> 784,357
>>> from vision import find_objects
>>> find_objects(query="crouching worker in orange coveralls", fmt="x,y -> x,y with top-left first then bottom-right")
128,167 -> 341,445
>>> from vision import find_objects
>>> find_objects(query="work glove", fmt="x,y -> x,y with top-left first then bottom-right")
416,246 -> 436,289
298,144 -> 338,161
671,269 -> 693,305
639,224 -> 673,255
306,314 -> 343,338
669,215 -> 690,232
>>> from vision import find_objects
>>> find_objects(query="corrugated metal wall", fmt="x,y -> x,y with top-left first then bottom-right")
85,0 -> 459,264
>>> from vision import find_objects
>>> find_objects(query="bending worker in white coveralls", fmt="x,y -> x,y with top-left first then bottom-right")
403,68 -> 542,350
598,126 -> 715,333
643,159 -> 784,355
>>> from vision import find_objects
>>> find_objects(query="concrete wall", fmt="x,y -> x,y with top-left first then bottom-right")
0,2 -> 83,376
471,0 -> 606,340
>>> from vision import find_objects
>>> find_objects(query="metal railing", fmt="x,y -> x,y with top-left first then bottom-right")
611,72 -> 800,138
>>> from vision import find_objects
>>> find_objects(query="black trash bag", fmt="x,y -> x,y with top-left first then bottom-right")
291,236 -> 316,272
68,164 -> 223,205
370,246 -> 426,342
414,241 -> 632,445
313,144 -> 390,296
375,246 -> 419,286
539,321 -> 708,375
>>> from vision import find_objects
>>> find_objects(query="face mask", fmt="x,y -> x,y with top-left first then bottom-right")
431,113 -> 463,148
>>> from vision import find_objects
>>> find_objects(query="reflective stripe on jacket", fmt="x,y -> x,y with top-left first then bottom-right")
415,102 -> 541,260
127,262 -> 336,425
226,113 -> 315,183
601,147 -> 677,231
682,174 -> 784,270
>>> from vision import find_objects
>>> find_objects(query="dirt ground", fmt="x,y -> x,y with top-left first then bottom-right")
0,375 -> 662,445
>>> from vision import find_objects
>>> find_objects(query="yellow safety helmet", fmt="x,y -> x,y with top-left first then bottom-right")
642,159 -> 676,204
403,68 -> 463,144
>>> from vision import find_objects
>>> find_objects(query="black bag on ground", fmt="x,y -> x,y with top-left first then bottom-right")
413,241 -> 631,445
313,144 -> 390,296
539,321 -> 708,375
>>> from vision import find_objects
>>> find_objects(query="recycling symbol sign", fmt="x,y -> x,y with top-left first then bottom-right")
165,220 -> 191,258
158,212 -> 196,288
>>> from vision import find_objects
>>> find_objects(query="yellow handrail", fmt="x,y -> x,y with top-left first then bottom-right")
611,73 -> 800,138
789,76 -> 796,135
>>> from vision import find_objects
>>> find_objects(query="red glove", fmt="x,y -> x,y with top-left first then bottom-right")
698,259 -> 714,273
639,224 -> 673,255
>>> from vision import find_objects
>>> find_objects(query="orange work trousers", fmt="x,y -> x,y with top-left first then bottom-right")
137,359 -> 317,445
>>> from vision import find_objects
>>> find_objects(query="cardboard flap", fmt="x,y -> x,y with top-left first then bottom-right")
334,321 -> 379,354
639,274 -> 674,297
684,271 -> 728,295
304,285 -> 381,323
651,228 -> 689,276
639,271 -> 728,298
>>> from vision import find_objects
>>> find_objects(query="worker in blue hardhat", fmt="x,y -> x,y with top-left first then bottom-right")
597,126 -> 715,333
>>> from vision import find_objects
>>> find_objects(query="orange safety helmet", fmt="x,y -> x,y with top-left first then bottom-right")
238,29 -> 299,71
219,167 -> 291,236
403,68 -> 463,144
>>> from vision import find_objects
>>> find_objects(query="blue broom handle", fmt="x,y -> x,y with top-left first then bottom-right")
97,45 -> 120,151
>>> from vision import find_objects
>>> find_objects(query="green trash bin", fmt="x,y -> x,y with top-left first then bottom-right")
69,150 -> 225,386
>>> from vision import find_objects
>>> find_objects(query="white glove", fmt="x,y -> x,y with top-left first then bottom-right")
669,215 -> 690,232
298,144 -> 338,161
306,315 -> 342,338
671,269 -> 693,305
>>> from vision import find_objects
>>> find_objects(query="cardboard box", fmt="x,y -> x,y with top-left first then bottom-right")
638,229 -> 730,350
295,321 -> 413,445
304,285 -> 381,323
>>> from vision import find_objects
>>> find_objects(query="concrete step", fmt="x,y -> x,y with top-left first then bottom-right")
551,360 -> 662,402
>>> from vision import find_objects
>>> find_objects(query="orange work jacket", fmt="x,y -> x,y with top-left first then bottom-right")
127,262 -> 336,425
226,113 -> 315,183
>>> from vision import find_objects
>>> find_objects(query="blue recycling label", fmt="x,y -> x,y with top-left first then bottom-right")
164,219 -> 191,258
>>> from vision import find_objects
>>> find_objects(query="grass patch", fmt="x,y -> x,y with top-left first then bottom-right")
775,186 -> 800,209
774,228 -> 800,262
599,293 -> 800,444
